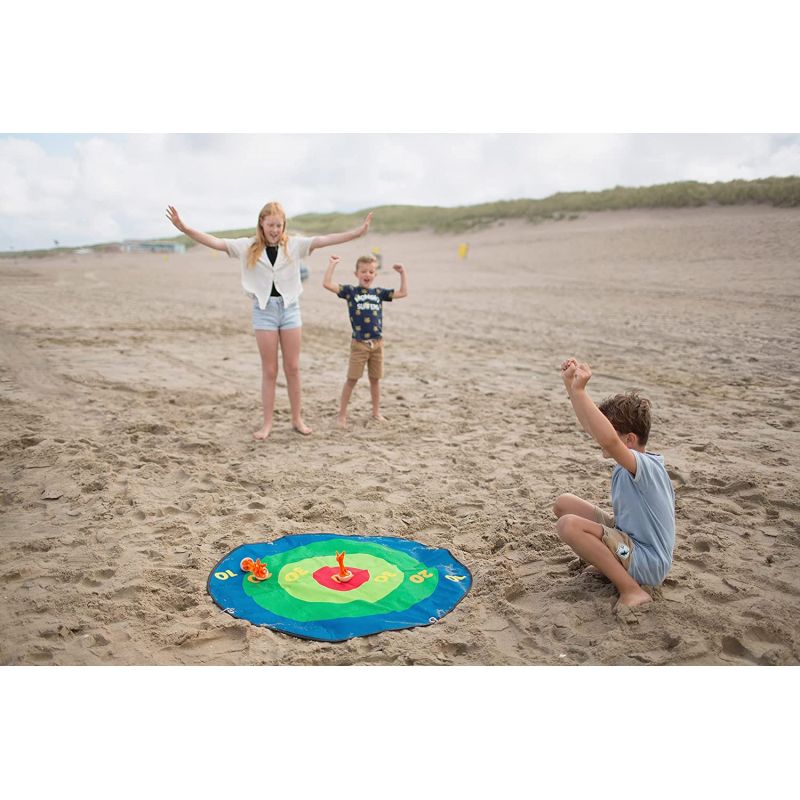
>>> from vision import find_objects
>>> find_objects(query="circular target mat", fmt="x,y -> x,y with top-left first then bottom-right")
207,533 -> 472,642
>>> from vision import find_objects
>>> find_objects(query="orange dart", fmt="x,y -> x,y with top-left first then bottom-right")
333,551 -> 352,583
240,557 -> 271,581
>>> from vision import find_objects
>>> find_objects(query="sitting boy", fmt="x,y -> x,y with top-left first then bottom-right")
553,358 -> 675,610
323,254 -> 408,427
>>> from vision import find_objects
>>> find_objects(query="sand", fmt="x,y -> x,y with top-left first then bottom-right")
1,205 -> 798,665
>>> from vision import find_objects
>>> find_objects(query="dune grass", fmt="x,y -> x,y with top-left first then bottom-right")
191,176 -> 800,240
4,176 -> 799,257
286,176 -> 800,235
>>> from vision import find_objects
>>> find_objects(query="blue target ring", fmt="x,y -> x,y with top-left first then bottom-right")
207,533 -> 472,642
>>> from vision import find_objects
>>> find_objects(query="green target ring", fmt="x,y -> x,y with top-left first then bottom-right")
242,539 -> 437,622
207,533 -> 472,642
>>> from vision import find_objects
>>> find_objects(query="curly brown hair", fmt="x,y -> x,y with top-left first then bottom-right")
598,391 -> 651,446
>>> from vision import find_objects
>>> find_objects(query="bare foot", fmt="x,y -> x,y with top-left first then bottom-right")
615,588 -> 652,610
371,413 -> 387,422
336,413 -> 348,428
252,424 -> 272,440
292,420 -> 313,435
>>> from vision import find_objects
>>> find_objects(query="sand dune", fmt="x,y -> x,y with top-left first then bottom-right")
1,205 -> 798,665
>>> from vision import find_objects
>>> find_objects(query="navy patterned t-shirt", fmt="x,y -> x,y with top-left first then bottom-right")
337,284 -> 395,340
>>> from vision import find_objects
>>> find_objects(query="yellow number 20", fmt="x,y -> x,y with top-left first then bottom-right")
409,569 -> 434,584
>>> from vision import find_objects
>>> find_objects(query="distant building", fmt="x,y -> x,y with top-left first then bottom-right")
121,241 -> 186,254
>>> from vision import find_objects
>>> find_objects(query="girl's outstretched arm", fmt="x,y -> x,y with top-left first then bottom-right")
166,206 -> 228,252
309,212 -> 373,253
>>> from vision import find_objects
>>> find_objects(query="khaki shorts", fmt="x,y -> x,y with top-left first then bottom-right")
594,507 -> 634,572
347,338 -> 384,380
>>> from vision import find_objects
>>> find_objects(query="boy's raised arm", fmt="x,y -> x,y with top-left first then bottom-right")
322,255 -> 342,293
309,212 -> 373,253
392,263 -> 408,298
561,359 -> 637,475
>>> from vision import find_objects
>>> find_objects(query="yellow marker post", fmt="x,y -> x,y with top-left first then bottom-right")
458,243 -> 469,259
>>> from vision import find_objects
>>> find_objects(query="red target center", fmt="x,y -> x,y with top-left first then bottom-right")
313,566 -> 371,591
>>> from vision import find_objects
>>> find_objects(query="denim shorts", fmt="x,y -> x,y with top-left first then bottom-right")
252,296 -> 302,331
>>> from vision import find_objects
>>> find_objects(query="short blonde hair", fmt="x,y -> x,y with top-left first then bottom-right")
355,255 -> 377,271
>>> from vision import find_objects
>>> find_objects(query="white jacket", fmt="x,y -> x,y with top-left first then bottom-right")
224,235 -> 313,309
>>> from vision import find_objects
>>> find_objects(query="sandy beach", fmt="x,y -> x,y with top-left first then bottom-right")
1,204 -> 798,665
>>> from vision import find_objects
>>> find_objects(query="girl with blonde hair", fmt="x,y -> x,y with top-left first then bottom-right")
166,202 -> 372,439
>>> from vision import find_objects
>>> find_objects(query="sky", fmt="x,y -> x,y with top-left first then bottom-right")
2,132 -> 799,251
4,3 -> 798,252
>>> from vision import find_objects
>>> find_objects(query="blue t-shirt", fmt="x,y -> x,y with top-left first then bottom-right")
610,451 -> 676,586
337,285 -> 394,340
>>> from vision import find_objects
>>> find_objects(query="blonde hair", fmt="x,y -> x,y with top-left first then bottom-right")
247,202 -> 289,268
355,255 -> 377,270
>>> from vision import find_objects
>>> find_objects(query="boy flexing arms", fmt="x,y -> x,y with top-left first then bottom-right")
323,254 -> 408,427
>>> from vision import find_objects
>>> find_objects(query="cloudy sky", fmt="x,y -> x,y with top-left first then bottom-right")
5,3 -> 798,252
2,133 -> 799,252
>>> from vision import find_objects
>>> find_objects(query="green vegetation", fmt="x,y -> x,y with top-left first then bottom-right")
4,176 -> 799,258
233,176 -> 800,237
0,246 -> 80,259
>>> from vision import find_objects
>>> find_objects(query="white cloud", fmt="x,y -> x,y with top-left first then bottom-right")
1,133 -> 799,251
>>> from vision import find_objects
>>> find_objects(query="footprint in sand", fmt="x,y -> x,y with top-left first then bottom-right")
719,479 -> 756,495
28,648 -> 55,664
666,467 -> 687,485
81,567 -> 116,588
171,625 -> 248,654
692,538 -> 712,553
721,635 -> 760,664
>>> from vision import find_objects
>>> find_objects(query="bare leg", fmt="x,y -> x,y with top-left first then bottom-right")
369,377 -> 385,420
556,514 -> 652,609
553,494 -> 607,574
338,378 -> 358,427
279,327 -> 311,434
253,330 -> 279,440
553,493 -> 602,522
